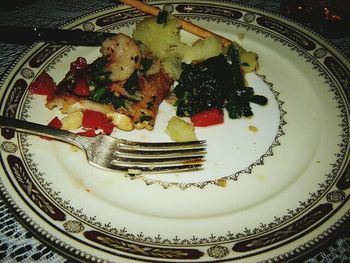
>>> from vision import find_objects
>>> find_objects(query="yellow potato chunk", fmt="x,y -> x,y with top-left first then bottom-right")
166,116 -> 197,142
240,51 -> 259,73
106,112 -> 133,131
180,37 -> 223,63
61,111 -> 83,130
133,15 -> 182,60
133,16 -> 224,80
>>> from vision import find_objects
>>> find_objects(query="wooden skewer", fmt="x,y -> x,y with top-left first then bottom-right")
118,0 -> 232,46
119,0 -> 159,16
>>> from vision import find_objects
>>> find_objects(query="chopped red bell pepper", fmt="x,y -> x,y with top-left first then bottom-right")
70,57 -> 88,73
82,110 -> 114,134
78,129 -> 97,137
47,116 -> 62,129
28,71 -> 56,101
191,108 -> 224,127
82,110 -> 104,129
102,122 -> 114,135
41,116 -> 62,140
73,77 -> 90,96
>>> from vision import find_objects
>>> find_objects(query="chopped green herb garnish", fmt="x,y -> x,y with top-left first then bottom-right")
157,9 -> 169,25
88,57 -> 111,86
140,58 -> 153,74
140,112 -> 152,122
157,4 -> 174,25
123,71 -> 139,95
112,97 -> 126,109
90,87 -> 107,101
147,96 -> 157,109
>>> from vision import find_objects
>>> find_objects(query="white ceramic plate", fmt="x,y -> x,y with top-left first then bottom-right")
0,1 -> 349,262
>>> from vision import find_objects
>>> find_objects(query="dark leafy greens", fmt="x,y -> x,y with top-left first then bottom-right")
174,55 -> 232,116
174,44 -> 268,119
225,46 -> 268,118
123,70 -> 139,96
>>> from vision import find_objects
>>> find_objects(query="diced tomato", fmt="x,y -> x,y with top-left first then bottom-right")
102,122 -> 114,135
73,77 -> 90,96
41,116 -> 62,140
70,57 -> 88,73
78,129 -> 97,137
29,71 -> 56,101
82,110 -> 114,134
48,116 -> 62,129
82,110 -> 104,129
191,108 -> 224,127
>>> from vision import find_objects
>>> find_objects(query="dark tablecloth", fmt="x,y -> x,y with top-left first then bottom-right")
0,0 -> 349,262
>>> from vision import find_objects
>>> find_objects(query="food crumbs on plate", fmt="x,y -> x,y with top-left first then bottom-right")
217,179 -> 227,187
70,145 -> 80,152
249,125 -> 258,132
238,33 -> 245,41
256,174 -> 267,182
126,173 -> 142,180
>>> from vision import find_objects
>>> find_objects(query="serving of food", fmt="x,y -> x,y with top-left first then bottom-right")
28,11 -> 267,141
0,1 -> 349,262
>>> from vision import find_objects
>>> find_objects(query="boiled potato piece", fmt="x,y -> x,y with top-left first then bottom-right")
106,112 -> 133,131
133,15 -> 224,80
133,15 -> 182,60
61,111 -> 83,130
162,55 -> 183,80
166,116 -> 197,142
240,51 -> 259,73
181,37 -> 223,63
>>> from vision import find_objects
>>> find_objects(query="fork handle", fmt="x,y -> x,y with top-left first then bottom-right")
0,116 -> 80,146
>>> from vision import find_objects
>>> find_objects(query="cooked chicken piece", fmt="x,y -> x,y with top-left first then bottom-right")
47,71 -> 172,131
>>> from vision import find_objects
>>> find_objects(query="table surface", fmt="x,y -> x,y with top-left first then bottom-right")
0,0 -> 349,262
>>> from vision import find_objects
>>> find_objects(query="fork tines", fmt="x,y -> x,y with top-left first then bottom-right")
117,139 -> 207,151
111,161 -> 204,175
112,139 -> 207,174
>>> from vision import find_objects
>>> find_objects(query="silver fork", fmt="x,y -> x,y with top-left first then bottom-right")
0,116 -> 206,174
